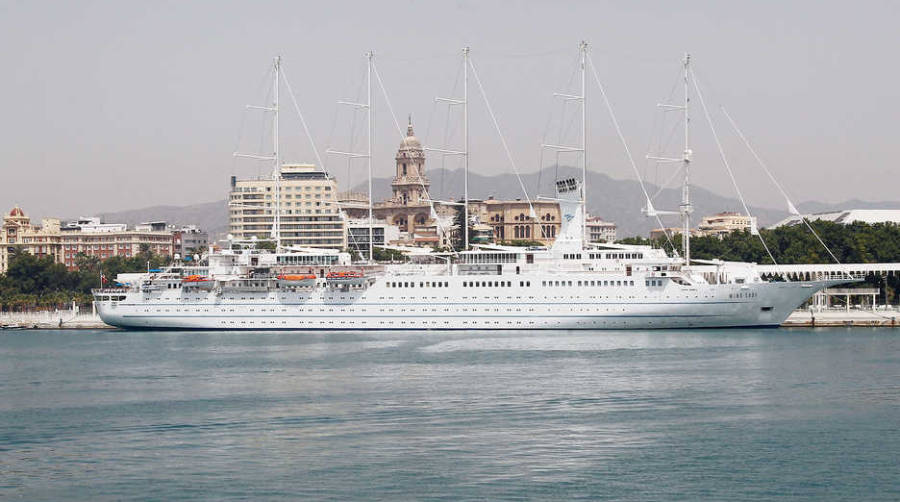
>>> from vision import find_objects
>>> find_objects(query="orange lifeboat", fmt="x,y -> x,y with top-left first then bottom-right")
277,274 -> 317,287
182,275 -> 215,289
325,270 -> 366,286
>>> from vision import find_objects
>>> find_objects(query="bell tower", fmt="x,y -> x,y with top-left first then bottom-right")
392,116 -> 429,206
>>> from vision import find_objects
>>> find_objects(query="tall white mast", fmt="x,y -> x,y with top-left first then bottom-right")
680,53 -> 692,265
366,51 -> 375,262
463,46 -> 470,250
329,52 -> 377,261
544,42 -> 589,248
273,56 -> 282,252
580,41 -> 588,250
426,47 -> 470,250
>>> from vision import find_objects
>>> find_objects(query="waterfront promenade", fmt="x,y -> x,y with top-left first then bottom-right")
783,306 -> 900,327
0,309 -> 108,329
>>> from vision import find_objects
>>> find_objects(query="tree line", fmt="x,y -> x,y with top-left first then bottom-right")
618,221 -> 900,264
0,245 -> 171,311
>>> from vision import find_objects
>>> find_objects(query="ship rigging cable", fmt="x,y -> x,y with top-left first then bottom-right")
468,56 -> 538,220
279,67 -> 327,177
585,53 -> 677,255
720,107 -> 851,278
689,68 -> 778,265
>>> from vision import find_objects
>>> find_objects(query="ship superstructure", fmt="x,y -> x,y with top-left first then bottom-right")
93,178 -> 845,330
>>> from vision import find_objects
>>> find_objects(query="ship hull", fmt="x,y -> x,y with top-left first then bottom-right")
95,278 -> 839,331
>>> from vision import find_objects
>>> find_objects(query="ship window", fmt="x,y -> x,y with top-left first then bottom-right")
526,281 -> 530,287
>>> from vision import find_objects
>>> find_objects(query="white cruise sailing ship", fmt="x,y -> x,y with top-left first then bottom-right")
93,49 -> 852,330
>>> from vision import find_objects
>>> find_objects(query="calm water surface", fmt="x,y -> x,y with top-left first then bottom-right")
1,328 -> 899,500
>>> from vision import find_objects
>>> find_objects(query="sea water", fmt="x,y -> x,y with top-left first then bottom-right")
1,328 -> 898,500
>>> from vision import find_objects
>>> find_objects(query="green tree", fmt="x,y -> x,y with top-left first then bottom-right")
256,240 -> 276,251
452,203 -> 471,251
372,247 -> 408,262
499,240 -> 545,247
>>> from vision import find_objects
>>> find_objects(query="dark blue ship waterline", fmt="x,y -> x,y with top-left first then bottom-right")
2,328 -> 899,500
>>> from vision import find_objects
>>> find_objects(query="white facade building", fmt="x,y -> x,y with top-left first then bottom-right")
771,209 -> 900,228
697,212 -> 757,237
229,163 -> 346,249
585,216 -> 617,243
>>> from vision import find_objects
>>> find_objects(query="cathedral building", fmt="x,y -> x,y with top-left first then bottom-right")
342,119 -> 454,247
339,117 -> 569,248
373,120 -> 448,244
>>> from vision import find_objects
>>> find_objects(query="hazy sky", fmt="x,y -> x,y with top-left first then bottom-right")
2,0 -> 899,221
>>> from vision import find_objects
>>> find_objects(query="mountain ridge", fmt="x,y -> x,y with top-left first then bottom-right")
91,167 -> 900,238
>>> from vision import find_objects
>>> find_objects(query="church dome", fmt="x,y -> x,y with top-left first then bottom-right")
399,119 -> 422,151
9,206 -> 24,217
